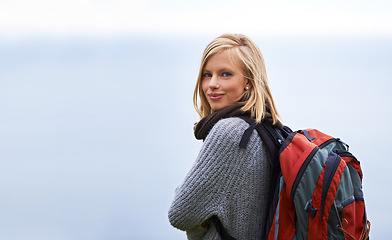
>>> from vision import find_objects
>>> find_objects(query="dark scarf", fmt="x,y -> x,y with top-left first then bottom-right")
194,103 -> 283,140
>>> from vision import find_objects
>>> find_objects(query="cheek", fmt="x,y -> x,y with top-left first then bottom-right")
201,80 -> 209,93
227,82 -> 245,96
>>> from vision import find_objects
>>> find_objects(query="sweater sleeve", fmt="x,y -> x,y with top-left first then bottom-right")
168,117 -> 269,235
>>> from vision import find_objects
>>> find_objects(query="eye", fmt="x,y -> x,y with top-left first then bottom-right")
202,73 -> 212,78
222,72 -> 232,77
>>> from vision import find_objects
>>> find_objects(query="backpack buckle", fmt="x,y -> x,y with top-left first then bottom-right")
305,200 -> 318,218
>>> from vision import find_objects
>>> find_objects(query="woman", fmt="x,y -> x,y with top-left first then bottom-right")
168,33 -> 282,240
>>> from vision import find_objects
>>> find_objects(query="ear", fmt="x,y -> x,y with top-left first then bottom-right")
245,81 -> 251,90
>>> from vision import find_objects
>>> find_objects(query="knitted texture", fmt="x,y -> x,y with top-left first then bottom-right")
169,117 -> 272,240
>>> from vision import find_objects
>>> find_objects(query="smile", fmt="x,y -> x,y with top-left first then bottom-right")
208,93 -> 224,101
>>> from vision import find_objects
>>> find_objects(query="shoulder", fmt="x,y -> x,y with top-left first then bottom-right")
213,117 -> 249,131
210,117 -> 248,135
205,117 -> 254,146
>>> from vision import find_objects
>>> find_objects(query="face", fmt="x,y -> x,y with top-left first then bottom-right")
201,50 -> 248,112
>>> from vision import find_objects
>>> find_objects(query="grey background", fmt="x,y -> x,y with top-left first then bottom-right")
0,35 -> 390,239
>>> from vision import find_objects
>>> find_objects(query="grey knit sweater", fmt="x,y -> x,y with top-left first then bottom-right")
168,117 -> 272,240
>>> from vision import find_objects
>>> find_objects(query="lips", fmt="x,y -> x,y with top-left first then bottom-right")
207,93 -> 224,101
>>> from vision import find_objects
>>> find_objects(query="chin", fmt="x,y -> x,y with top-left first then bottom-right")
211,104 -> 228,112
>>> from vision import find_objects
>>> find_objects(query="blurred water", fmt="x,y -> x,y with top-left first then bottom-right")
0,35 -> 390,239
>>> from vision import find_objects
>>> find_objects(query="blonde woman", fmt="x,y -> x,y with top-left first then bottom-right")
169,34 -> 282,240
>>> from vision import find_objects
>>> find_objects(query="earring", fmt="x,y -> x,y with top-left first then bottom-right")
245,86 -> 249,90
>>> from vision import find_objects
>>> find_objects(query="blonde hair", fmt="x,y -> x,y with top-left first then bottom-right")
193,33 -> 280,124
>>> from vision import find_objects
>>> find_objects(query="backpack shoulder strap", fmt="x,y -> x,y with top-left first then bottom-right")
214,115 -> 292,240
237,115 -> 293,240
237,115 -> 285,165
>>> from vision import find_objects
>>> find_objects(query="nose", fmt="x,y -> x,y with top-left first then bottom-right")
208,75 -> 220,89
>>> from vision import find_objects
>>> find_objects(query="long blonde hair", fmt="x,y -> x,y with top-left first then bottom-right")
193,33 -> 280,124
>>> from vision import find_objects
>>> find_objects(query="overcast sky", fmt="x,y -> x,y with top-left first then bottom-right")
1,0 -> 392,38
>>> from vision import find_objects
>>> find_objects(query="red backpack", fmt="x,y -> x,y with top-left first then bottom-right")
265,128 -> 370,240
213,116 -> 370,240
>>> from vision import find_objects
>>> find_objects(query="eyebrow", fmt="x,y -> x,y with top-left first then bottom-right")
202,67 -> 235,73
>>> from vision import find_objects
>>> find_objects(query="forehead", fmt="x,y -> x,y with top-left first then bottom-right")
204,50 -> 242,71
